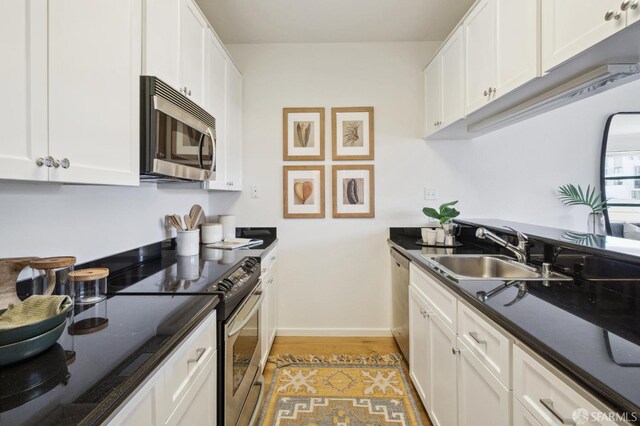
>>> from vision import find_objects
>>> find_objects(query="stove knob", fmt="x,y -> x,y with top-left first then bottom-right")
219,278 -> 234,291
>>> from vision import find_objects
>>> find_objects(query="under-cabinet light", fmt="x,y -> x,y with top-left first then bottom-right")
468,64 -> 640,133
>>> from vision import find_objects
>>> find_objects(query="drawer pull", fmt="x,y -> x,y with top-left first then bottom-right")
188,348 -> 206,365
539,399 -> 576,425
469,331 -> 487,345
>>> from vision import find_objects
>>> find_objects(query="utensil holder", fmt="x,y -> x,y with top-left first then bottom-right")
176,230 -> 200,256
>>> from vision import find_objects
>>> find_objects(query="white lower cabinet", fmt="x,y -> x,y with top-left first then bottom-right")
428,314 -> 458,426
457,338 -> 511,426
514,398 -> 543,426
409,283 -> 458,426
260,247 -> 278,371
107,311 -> 217,426
513,345 -> 618,426
107,370 -> 163,426
164,354 -> 216,426
408,262 -> 622,426
409,286 -> 430,404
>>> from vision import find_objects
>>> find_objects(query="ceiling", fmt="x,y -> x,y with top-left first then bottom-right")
195,0 -> 475,44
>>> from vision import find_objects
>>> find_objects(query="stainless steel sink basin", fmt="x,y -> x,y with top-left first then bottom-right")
420,254 -> 572,281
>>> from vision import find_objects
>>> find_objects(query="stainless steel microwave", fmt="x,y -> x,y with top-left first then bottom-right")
140,76 -> 216,182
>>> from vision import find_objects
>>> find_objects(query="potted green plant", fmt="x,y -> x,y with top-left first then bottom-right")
422,201 -> 460,243
557,184 -> 607,235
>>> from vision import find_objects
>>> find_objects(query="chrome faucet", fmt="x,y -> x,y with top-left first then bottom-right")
475,226 -> 529,263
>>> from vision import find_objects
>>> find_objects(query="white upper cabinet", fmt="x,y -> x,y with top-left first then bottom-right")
0,0 -> 48,181
144,0 -> 214,108
145,0 -> 243,192
464,0 -> 497,114
48,0 -> 141,185
464,0 -> 539,115
440,27 -> 465,128
495,0 -> 539,99
179,0 -> 207,106
629,0 -> 640,24
143,0 -> 181,87
424,26 -> 464,138
203,31 -> 228,191
224,62 -> 243,191
424,57 -> 442,137
541,0 -> 626,72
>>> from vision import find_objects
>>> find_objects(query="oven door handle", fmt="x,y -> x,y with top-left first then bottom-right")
227,291 -> 264,338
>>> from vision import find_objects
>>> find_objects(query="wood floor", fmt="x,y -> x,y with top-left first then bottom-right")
262,336 -> 432,426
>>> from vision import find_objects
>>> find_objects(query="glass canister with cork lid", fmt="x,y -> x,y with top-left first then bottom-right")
69,268 -> 109,305
30,257 -> 76,298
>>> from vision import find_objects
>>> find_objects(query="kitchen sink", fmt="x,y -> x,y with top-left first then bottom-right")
420,254 -> 572,281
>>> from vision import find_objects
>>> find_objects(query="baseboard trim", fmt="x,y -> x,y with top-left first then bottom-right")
276,328 -> 392,337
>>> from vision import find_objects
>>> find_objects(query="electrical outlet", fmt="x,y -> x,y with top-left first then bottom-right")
424,187 -> 438,200
251,185 -> 260,198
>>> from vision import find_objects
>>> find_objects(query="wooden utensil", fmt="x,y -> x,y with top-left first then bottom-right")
167,215 -> 183,231
167,215 -> 179,231
184,214 -> 193,230
189,204 -> 205,228
171,214 -> 184,231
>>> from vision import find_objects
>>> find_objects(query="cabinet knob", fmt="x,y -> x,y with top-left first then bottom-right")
484,89 -> 489,96
60,158 -> 70,169
605,10 -> 622,20
621,0 -> 637,10
452,348 -> 460,355
489,87 -> 496,95
625,0 -> 639,9
188,89 -> 192,96
37,156 -> 58,167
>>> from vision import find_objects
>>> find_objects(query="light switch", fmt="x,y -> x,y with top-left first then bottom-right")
251,185 -> 260,198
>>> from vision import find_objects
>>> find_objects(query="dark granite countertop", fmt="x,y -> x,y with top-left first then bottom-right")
389,225 -> 640,419
0,232 -> 278,426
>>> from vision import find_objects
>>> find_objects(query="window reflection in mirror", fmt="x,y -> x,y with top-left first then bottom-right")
601,113 -> 640,238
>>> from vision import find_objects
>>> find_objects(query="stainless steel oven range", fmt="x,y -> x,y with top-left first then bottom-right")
223,277 -> 263,425
105,251 -> 265,426
213,257 -> 264,426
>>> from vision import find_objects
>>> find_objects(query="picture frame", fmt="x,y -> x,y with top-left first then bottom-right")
283,166 -> 326,218
332,165 -> 375,218
283,108 -> 325,161
332,107 -> 374,161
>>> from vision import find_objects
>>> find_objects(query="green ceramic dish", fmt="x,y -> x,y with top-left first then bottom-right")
0,303 -> 71,346
0,320 -> 66,367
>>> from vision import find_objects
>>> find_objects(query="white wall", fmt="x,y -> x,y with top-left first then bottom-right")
0,182 -> 210,264
427,79 -> 640,229
213,42 -> 640,336
211,42 -> 440,335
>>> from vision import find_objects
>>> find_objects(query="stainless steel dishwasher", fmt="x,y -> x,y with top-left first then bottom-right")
390,248 -> 410,361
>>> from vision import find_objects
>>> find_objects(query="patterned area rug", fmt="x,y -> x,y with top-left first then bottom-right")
258,354 -> 424,426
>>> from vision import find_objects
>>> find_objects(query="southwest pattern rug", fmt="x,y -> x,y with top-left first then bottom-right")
258,353 -> 424,426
